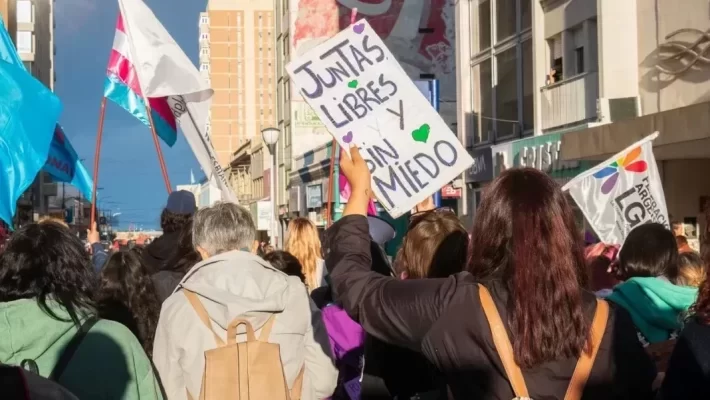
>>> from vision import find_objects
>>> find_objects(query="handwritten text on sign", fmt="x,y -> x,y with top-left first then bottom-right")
286,19 -> 472,218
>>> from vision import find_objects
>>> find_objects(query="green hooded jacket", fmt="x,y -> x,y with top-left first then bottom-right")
0,298 -> 163,400
607,277 -> 698,343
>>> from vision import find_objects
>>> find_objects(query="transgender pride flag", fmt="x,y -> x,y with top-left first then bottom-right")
103,15 -> 177,147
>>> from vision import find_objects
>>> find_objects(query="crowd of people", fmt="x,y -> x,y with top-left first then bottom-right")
0,145 -> 709,399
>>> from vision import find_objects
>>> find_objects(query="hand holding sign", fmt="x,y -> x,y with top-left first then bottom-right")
286,19 -> 473,217
341,145 -> 372,217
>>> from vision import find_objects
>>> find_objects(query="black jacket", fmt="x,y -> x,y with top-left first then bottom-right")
324,215 -> 657,400
660,319 -> 710,399
142,231 -> 180,274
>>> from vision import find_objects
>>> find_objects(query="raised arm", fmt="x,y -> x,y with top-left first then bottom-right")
326,146 -> 458,351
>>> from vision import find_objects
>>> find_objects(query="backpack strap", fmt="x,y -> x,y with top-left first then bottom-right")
183,290 -> 225,346
258,314 -> 277,342
290,365 -> 305,400
226,319 -> 257,344
563,299 -> 609,400
477,284 -> 529,398
49,316 -> 98,381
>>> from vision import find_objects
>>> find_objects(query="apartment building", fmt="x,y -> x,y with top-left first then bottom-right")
199,0 -> 277,169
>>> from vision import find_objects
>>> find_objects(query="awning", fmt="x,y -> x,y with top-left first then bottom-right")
561,101 -> 710,161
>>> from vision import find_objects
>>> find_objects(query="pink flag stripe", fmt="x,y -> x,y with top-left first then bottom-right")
116,14 -> 125,33
107,50 -> 142,96
148,97 -> 177,131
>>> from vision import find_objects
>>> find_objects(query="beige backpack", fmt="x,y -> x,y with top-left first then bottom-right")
183,289 -> 305,400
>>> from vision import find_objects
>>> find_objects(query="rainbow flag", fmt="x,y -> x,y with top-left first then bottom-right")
103,15 -> 177,147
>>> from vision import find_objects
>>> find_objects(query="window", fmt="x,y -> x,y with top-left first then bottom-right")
496,0 -> 516,42
521,0 -> 531,30
496,47 -> 518,138
548,36 -> 563,83
17,0 -> 32,24
200,48 -> 209,56
522,40 -> 533,132
575,47 -> 585,75
16,31 -> 32,53
200,33 -> 209,40
572,27 -> 585,75
200,63 -> 210,72
200,16 -> 209,25
472,58 -> 492,144
473,0 -> 491,52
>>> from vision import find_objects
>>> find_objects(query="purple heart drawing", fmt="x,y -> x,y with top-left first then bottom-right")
342,131 -> 353,143
353,23 -> 365,34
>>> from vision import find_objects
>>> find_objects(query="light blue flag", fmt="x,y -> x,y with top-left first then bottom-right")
0,19 -> 62,225
44,125 -> 93,202
0,18 -> 93,205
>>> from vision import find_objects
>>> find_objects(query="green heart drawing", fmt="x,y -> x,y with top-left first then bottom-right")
411,124 -> 430,143
347,80 -> 358,88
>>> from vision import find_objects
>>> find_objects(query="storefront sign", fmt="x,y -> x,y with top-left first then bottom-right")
465,147 -> 493,183
306,184 -> 323,209
512,133 -> 593,182
441,184 -> 462,198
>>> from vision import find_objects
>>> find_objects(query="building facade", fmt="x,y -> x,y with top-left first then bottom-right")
200,0 -> 277,168
455,0 -> 536,224
559,0 -> 710,245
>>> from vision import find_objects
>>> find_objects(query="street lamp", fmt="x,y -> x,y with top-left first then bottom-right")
262,127 -> 280,248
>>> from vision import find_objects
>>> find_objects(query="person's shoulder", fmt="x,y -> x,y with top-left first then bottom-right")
85,319 -> 147,355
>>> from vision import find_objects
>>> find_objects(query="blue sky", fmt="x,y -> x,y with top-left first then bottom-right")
54,0 -> 205,229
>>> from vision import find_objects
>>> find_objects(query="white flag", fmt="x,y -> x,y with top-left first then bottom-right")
562,132 -> 669,245
117,0 -> 237,204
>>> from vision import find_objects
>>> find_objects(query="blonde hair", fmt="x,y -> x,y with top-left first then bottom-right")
677,251 -> 707,288
38,216 -> 69,228
285,218 -> 322,290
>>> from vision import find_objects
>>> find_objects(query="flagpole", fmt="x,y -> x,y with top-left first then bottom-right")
90,97 -> 107,228
326,139 -> 336,227
145,104 -> 172,194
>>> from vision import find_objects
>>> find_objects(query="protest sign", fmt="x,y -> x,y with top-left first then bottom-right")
286,19 -> 473,218
562,132 -> 669,244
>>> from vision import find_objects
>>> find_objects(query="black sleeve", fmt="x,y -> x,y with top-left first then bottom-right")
660,323 -> 710,399
324,215 -> 457,351
611,305 -> 657,399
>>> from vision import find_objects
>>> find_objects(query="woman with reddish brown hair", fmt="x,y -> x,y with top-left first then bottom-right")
661,263 -> 710,398
323,146 -> 656,399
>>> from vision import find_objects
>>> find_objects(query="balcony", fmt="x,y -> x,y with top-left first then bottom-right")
540,72 -> 599,131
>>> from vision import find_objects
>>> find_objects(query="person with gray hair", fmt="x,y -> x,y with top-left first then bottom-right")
152,202 -> 338,400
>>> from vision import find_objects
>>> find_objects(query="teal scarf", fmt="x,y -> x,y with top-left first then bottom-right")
607,277 -> 698,343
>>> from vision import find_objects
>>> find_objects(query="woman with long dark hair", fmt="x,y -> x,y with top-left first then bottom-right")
323,147 -> 656,399
97,249 -> 161,356
0,221 -> 162,399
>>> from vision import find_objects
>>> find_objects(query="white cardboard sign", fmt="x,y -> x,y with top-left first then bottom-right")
286,19 -> 473,218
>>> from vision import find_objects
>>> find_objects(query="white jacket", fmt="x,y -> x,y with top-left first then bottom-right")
153,250 -> 338,400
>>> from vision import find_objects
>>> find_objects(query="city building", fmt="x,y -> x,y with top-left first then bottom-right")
1,0 -> 57,224
458,0 -> 710,241
559,0 -> 710,243
278,0 -> 458,228
199,0 -> 277,168
455,0 -> 535,228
